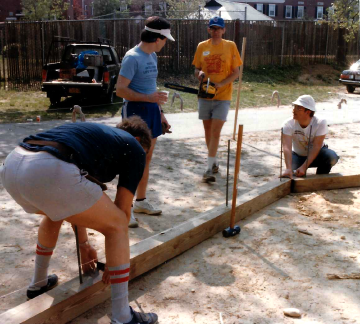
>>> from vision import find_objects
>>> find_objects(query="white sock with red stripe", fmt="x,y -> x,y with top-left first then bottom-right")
28,241 -> 55,290
109,263 -> 132,323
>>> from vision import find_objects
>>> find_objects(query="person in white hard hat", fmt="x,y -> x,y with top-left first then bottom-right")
281,95 -> 339,178
116,16 -> 175,228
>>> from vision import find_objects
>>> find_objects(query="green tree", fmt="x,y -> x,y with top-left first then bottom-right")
93,0 -> 120,17
22,0 -> 69,20
328,0 -> 359,41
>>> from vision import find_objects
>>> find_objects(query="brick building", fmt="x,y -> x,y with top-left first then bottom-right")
0,0 -> 23,22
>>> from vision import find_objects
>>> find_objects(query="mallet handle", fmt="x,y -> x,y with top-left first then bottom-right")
230,125 -> 243,228
233,38 -> 246,140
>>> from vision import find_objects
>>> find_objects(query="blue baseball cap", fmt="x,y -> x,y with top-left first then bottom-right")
209,16 -> 225,28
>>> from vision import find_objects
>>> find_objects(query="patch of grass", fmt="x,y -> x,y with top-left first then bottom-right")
0,64 -> 343,123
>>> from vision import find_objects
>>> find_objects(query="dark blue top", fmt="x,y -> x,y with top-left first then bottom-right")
20,122 -> 146,195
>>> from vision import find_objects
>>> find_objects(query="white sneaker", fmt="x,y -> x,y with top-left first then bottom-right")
133,200 -> 162,215
128,209 -> 139,228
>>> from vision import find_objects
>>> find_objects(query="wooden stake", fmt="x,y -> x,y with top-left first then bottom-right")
233,37 -> 247,140
230,125 -> 243,228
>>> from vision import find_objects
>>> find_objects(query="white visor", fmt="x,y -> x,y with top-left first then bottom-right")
144,26 -> 175,41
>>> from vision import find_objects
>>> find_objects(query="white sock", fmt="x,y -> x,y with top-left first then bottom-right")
207,156 -> 216,171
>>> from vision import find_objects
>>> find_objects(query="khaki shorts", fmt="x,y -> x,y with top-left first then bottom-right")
0,147 -> 103,221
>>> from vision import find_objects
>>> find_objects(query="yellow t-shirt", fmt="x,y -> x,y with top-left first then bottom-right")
192,39 -> 242,101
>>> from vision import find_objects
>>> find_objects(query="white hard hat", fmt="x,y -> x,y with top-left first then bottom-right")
292,95 -> 316,112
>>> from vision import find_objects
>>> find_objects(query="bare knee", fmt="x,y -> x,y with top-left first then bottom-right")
101,213 -> 128,236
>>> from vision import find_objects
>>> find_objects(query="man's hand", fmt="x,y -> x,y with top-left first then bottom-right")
148,91 -> 168,105
280,168 -> 293,179
213,81 -> 224,89
295,164 -> 307,177
161,113 -> 171,134
80,242 -> 98,275
197,71 -> 205,82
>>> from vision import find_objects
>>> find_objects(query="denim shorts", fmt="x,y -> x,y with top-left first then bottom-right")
0,147 -> 103,221
198,99 -> 231,121
122,101 -> 162,138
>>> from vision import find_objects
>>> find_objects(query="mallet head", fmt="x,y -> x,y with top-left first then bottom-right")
222,225 -> 241,238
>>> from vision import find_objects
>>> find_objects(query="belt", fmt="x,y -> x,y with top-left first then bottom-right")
23,140 -> 107,191
24,140 -> 74,160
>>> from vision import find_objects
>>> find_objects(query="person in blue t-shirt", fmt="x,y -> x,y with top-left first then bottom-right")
116,16 -> 175,226
0,117 -> 159,324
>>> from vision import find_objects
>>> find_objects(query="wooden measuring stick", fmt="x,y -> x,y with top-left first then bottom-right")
230,124 -> 243,228
233,37 -> 247,140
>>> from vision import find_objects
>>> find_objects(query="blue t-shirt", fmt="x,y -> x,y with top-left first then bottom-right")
120,45 -> 158,95
20,123 -> 146,195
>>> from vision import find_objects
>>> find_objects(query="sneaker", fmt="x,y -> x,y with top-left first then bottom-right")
212,162 -> 219,173
128,209 -> 139,228
133,200 -> 162,215
202,170 -> 216,183
111,306 -> 158,324
26,274 -> 58,299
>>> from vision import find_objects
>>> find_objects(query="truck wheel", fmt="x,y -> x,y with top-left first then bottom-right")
50,95 -> 61,105
346,85 -> 355,93
105,86 -> 114,104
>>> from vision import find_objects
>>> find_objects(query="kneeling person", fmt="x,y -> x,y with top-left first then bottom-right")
281,95 -> 339,178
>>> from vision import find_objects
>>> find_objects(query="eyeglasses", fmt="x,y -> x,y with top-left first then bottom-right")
293,105 -> 305,111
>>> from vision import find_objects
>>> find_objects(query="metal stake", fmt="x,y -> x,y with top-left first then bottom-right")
304,125 -> 313,178
226,139 -> 230,206
74,225 -> 83,284
280,127 -> 283,181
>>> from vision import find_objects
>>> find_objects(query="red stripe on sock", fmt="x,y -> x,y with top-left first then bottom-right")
109,268 -> 130,276
36,250 -> 53,256
36,245 -> 46,250
110,276 -> 129,284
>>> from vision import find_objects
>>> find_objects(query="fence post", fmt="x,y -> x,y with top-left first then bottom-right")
281,23 -> 285,66
325,22 -> 329,64
177,20 -> 180,71
41,22 -> 45,65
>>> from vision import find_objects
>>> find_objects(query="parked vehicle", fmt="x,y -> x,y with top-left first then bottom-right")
339,59 -> 360,94
42,38 -> 120,105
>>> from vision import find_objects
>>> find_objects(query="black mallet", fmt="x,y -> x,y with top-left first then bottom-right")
223,125 -> 243,238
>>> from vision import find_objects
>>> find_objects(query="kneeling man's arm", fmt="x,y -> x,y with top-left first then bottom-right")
281,134 -> 293,179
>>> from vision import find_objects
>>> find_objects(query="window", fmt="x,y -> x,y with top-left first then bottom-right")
256,4 -> 263,13
297,6 -> 304,18
269,4 -> 276,17
84,5 -> 87,17
9,12 -> 14,16
298,1 -> 304,4
120,1 -> 127,11
285,5 -> 292,18
317,6 -> 323,19
145,2 -> 152,15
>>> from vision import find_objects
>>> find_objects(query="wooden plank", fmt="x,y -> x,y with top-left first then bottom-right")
291,173 -> 360,193
0,179 -> 291,324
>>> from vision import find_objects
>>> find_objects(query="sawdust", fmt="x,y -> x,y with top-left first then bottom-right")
0,122 -> 360,323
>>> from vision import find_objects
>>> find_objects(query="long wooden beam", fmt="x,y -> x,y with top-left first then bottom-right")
292,173 -> 360,193
0,178 -> 292,324
1,173 -> 359,324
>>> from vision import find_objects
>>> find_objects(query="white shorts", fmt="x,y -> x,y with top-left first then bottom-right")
0,147 -> 103,221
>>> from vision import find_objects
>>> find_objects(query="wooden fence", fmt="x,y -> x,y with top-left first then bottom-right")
1,19 -> 359,90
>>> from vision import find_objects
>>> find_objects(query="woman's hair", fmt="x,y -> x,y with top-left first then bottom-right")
116,116 -> 152,151
141,16 -> 171,43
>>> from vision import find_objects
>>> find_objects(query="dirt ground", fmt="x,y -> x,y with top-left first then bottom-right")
0,120 -> 359,323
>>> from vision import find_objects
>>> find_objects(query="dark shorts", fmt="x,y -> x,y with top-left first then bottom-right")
122,101 -> 162,138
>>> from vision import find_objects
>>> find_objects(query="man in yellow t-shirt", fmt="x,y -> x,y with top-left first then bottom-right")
192,16 -> 242,183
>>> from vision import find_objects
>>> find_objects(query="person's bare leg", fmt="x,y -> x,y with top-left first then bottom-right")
203,119 -> 212,150
37,216 -> 63,248
208,118 -> 226,158
67,192 -> 132,323
136,138 -> 157,200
